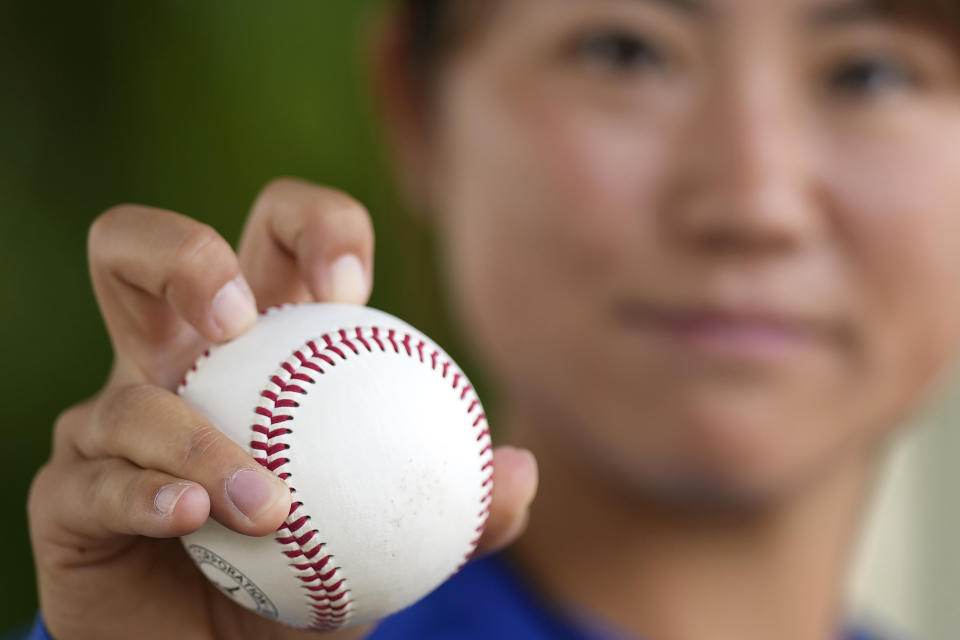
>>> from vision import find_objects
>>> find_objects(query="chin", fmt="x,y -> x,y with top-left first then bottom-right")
587,409 -> 834,515
606,451 -> 817,516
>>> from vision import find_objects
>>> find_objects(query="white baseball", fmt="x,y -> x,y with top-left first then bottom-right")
178,303 -> 494,631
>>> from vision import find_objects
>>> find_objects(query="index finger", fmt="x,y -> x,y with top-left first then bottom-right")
88,205 -> 259,388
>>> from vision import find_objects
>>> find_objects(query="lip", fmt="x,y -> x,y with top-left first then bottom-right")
614,300 -> 833,363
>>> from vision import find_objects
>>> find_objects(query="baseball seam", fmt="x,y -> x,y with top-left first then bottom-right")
243,324 -> 494,631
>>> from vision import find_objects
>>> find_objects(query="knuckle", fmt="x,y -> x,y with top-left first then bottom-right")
169,224 -> 232,279
316,189 -> 368,221
253,177 -> 313,220
93,384 -> 165,448
258,178 -> 372,232
51,405 -> 82,448
27,463 -> 56,524
87,205 -> 135,256
179,423 -> 229,470
26,465 -> 72,558
87,462 -> 118,522
101,384 -> 164,426
51,401 -> 93,458
257,177 -> 300,202
307,195 -> 374,246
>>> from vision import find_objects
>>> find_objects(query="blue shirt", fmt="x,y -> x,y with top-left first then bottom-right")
24,554 -> 893,640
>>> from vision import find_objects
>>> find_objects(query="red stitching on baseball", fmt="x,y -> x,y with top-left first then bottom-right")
338,329 -> 359,354
182,315 -> 494,631
259,370 -> 349,631
354,328 -> 372,352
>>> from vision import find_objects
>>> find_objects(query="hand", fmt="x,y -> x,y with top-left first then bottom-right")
27,178 -> 539,640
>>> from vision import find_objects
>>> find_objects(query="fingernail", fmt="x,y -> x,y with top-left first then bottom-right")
212,275 -> 257,340
227,469 -> 282,521
155,483 -> 194,516
327,254 -> 368,305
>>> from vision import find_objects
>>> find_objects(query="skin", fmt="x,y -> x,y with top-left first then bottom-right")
379,0 -> 960,638
27,0 -> 960,639
27,180 -> 537,640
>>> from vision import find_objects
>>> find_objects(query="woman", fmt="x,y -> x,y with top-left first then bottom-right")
24,0 -> 960,638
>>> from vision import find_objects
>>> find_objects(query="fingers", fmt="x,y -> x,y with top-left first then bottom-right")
29,458 -> 210,544
69,384 -> 291,537
88,205 -> 258,387
89,184 -> 377,388
238,178 -> 375,309
473,446 -> 539,557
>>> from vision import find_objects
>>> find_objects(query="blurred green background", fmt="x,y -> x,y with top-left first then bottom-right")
4,5 -> 960,640
0,2 -> 468,630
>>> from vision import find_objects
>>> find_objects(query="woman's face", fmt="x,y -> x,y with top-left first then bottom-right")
418,0 -> 960,502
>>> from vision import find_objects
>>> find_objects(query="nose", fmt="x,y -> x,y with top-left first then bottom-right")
662,62 -> 823,258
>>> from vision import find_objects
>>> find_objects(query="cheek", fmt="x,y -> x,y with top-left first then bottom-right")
437,70 -> 668,279
434,68 -> 671,377
825,114 -> 960,408
536,109 -> 666,247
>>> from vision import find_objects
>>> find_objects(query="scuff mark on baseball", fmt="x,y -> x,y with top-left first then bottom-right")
179,303 -> 494,630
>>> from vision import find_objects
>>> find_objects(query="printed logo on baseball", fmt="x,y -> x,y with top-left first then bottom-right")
178,303 -> 494,631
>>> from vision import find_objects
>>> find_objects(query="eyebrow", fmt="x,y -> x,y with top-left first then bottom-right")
624,0 -> 887,27
627,0 -> 709,19
806,0 -> 887,28
629,0 -> 889,28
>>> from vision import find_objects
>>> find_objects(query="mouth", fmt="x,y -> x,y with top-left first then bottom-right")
613,299 -> 836,364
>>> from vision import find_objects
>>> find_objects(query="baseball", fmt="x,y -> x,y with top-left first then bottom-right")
178,303 -> 494,631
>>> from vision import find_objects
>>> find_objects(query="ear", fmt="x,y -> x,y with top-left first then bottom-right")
367,7 -> 436,216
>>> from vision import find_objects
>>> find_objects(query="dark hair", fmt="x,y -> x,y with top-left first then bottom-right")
402,0 -> 463,88
402,0 -> 960,84
406,0 -> 445,70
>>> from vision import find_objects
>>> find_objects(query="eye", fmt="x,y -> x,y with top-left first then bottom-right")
569,29 -> 668,74
827,54 -> 919,97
